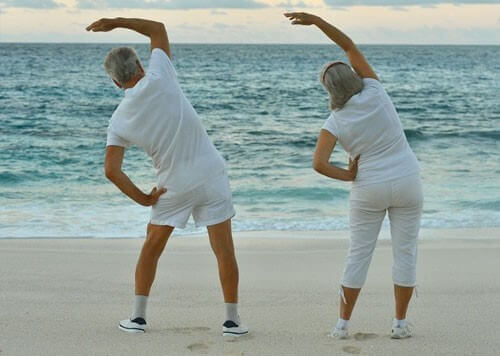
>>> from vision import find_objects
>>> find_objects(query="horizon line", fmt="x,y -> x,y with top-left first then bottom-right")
1,41 -> 499,46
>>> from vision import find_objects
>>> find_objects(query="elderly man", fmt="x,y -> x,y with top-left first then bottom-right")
86,17 -> 248,337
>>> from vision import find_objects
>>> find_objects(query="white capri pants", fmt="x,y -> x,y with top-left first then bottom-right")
341,173 -> 423,289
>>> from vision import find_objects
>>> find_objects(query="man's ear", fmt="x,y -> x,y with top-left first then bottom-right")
137,60 -> 145,75
112,79 -> 123,89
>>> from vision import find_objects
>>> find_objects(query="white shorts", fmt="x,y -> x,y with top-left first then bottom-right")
150,172 -> 236,228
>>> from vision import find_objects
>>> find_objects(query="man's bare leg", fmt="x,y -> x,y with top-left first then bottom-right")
207,219 -> 238,303
119,223 -> 173,332
207,219 -> 248,336
135,223 -> 174,296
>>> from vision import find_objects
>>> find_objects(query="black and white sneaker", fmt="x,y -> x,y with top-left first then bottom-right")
222,320 -> 249,337
119,317 -> 147,333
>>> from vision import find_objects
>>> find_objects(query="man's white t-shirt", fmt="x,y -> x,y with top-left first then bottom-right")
322,78 -> 419,187
106,48 -> 226,194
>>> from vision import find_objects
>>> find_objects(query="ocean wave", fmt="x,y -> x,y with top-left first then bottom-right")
233,187 -> 349,201
404,129 -> 425,140
434,130 -> 500,140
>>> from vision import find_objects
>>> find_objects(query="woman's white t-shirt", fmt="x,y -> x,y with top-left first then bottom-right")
322,78 -> 419,187
106,49 -> 226,194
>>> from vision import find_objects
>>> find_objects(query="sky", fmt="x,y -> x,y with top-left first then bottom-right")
0,0 -> 499,44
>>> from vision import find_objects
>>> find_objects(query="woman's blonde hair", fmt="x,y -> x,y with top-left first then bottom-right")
320,62 -> 363,110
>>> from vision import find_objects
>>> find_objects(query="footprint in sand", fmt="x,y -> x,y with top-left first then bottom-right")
223,348 -> 245,356
169,326 -> 211,334
342,345 -> 362,354
224,334 -> 254,343
187,342 -> 210,354
353,332 -> 378,341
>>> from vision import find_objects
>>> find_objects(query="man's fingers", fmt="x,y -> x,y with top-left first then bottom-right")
86,21 -> 99,31
355,154 -> 361,161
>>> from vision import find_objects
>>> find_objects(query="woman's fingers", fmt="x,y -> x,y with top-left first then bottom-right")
284,12 -> 301,20
284,12 -> 316,26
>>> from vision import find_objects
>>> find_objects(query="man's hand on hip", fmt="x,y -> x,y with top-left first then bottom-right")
143,187 -> 167,206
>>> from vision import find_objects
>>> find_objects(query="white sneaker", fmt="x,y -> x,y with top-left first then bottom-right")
119,317 -> 147,333
391,320 -> 412,339
329,327 -> 349,339
222,320 -> 249,337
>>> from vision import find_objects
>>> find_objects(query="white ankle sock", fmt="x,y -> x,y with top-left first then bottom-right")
225,303 -> 239,323
336,318 -> 349,330
394,318 -> 407,328
131,295 -> 148,320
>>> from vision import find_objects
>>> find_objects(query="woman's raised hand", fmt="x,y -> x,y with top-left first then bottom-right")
284,12 -> 320,26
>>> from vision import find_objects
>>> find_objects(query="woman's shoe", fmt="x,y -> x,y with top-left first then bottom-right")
391,320 -> 412,339
329,327 -> 349,339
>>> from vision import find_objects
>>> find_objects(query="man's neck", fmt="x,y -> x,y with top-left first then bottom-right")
124,73 -> 145,89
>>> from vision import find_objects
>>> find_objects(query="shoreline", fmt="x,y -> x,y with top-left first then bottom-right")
1,226 -> 499,240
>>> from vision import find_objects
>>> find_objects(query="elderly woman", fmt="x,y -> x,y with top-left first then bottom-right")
285,13 -> 423,339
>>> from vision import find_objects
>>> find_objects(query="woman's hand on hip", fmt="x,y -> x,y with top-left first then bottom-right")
348,155 -> 361,181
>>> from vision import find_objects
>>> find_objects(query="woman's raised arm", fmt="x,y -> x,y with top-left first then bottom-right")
284,12 -> 378,80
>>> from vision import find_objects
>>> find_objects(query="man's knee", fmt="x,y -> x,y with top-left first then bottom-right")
142,230 -> 169,258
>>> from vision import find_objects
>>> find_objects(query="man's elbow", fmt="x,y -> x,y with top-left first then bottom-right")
312,159 -> 324,173
155,22 -> 166,34
104,165 -> 119,181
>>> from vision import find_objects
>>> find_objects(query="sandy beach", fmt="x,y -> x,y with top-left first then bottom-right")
1,228 -> 499,356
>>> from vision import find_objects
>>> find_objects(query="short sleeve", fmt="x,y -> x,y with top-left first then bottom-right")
106,125 -> 131,148
148,48 -> 177,79
322,114 -> 340,139
362,78 -> 385,94
362,78 -> 382,87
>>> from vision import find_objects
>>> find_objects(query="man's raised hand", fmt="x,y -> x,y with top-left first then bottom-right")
86,18 -> 117,32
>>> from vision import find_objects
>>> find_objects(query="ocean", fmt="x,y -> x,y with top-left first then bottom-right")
1,43 -> 499,238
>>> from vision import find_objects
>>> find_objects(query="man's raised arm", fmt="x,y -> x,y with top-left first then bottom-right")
86,17 -> 171,58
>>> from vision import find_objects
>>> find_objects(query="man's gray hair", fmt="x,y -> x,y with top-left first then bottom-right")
320,62 -> 363,111
104,47 -> 142,86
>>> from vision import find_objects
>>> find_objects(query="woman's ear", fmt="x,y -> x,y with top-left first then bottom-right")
112,79 -> 123,89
